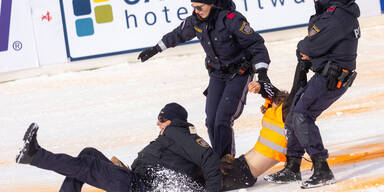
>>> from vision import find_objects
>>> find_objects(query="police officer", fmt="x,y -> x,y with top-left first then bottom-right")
264,0 -> 360,189
16,103 -> 222,192
137,0 -> 273,158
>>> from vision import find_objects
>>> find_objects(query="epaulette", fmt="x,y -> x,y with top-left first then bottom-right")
327,5 -> 337,13
226,12 -> 235,19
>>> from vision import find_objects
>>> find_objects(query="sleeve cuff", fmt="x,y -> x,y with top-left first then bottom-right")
253,62 -> 269,72
157,40 -> 167,51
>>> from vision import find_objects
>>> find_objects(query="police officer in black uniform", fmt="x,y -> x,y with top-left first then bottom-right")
264,0 -> 360,189
16,103 -> 222,192
138,0 -> 274,158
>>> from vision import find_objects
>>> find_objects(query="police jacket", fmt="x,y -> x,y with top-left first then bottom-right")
131,119 -> 222,192
157,7 -> 270,77
297,0 -> 360,72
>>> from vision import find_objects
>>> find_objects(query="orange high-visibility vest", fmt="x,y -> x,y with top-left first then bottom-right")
253,101 -> 287,162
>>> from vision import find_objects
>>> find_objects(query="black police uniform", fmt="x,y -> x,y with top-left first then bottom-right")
156,7 -> 271,158
286,0 -> 360,159
131,119 -> 222,191
29,120 -> 221,192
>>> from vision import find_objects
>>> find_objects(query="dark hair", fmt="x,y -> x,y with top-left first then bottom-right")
271,90 -> 289,107
260,90 -> 289,114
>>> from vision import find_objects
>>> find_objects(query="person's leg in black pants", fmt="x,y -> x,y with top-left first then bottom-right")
59,147 -> 115,192
31,147 -> 137,192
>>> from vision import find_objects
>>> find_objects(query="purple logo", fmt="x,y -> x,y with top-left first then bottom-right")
0,0 -> 12,52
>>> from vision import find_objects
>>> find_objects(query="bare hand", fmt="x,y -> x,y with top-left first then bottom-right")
248,81 -> 261,94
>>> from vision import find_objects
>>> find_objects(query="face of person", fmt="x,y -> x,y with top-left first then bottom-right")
157,118 -> 171,135
192,2 -> 213,19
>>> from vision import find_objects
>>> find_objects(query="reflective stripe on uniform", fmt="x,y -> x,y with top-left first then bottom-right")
254,102 -> 287,162
258,136 -> 287,154
254,62 -> 269,70
262,120 -> 285,136
158,40 -> 167,51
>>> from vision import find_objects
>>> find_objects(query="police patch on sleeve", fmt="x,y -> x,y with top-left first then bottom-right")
308,25 -> 320,37
240,21 -> 254,35
196,138 -> 209,148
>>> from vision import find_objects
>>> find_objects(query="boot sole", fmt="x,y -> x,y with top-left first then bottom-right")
264,176 -> 301,184
16,123 -> 39,163
300,178 -> 336,189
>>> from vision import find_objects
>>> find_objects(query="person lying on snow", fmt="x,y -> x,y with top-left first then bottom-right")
16,103 -> 222,192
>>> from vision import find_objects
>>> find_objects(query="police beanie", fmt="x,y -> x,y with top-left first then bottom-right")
191,0 -> 216,4
158,103 -> 188,122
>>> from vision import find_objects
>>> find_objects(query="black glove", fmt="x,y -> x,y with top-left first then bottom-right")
257,68 -> 271,83
326,65 -> 340,91
258,81 -> 279,99
296,49 -> 311,73
137,45 -> 161,62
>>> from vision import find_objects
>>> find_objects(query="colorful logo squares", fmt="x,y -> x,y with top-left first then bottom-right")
73,0 -> 113,37
95,5 -> 113,24
75,18 -> 94,37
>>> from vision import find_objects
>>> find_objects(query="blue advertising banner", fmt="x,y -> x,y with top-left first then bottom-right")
0,0 -> 12,52
381,0 -> 384,12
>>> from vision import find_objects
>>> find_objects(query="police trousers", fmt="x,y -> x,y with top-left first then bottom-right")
286,73 -> 348,159
205,73 -> 252,157
31,147 -> 145,192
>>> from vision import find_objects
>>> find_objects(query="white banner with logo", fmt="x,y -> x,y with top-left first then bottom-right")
60,0 -> 315,60
60,0 -> 381,61
0,0 -> 38,73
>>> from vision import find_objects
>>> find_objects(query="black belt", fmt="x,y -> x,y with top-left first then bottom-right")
321,61 -> 357,88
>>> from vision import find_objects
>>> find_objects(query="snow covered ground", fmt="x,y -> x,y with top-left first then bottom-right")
0,15 -> 384,192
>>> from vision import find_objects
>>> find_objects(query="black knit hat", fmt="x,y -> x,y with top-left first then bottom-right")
191,0 -> 215,4
158,103 -> 188,122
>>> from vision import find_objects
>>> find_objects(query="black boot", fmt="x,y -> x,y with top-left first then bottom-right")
16,123 -> 40,164
264,156 -> 302,183
222,155 -> 257,191
301,156 -> 336,189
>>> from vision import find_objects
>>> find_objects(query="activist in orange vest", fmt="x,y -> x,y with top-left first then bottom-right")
221,81 -> 289,191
